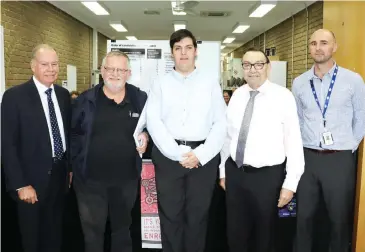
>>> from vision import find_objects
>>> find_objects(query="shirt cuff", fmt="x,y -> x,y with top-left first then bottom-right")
282,176 -> 299,193
177,145 -> 192,161
192,145 -> 209,166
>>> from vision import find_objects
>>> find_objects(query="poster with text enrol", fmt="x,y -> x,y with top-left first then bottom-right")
141,159 -> 162,249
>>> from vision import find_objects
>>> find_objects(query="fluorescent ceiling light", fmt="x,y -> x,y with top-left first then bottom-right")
249,1 -> 276,18
126,36 -> 137,40
232,23 -> 250,33
110,24 -> 127,32
110,21 -> 128,32
222,37 -> 235,44
221,45 -> 226,49
81,1 -> 109,15
174,21 -> 187,31
171,1 -> 186,15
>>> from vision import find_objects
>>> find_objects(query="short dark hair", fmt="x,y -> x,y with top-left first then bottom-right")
169,29 -> 197,50
244,47 -> 270,63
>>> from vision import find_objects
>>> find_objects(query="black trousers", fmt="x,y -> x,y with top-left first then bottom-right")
295,149 -> 356,252
152,146 -> 219,252
16,160 -> 67,252
225,157 -> 285,252
73,177 -> 138,252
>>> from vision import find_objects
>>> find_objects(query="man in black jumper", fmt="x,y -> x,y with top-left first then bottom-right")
71,51 -> 149,252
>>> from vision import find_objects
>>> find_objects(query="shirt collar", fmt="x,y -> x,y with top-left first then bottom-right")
101,84 -> 131,104
308,61 -> 337,80
246,79 -> 271,94
33,76 -> 54,94
171,67 -> 198,82
123,84 -> 131,104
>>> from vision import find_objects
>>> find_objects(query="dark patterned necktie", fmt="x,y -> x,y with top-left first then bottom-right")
45,88 -> 64,160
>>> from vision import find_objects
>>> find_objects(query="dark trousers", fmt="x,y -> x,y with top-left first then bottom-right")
73,176 -> 138,252
295,149 -> 356,252
17,161 -> 67,252
225,157 -> 285,252
152,146 -> 219,252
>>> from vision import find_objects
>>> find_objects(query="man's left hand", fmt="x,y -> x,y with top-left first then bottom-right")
136,132 -> 149,154
277,188 -> 294,207
180,152 -> 200,169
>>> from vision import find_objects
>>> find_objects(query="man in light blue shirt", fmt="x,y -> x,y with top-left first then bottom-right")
292,29 -> 365,252
146,29 -> 226,252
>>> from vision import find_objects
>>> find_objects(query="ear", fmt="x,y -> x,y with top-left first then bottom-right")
126,70 -> 131,82
266,62 -> 272,77
333,42 -> 338,53
30,60 -> 36,73
100,66 -> 105,76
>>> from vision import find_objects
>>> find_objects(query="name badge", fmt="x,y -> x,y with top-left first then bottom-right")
131,112 -> 140,118
322,131 -> 334,145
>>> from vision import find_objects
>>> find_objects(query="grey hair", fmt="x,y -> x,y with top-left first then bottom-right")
101,51 -> 131,69
31,44 -> 57,62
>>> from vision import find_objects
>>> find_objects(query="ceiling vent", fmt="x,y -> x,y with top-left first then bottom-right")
200,11 -> 231,17
144,10 -> 161,15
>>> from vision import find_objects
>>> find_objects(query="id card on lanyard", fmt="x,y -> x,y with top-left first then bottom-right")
309,65 -> 338,146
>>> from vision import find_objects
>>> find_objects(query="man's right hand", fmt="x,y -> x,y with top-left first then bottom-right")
219,178 -> 226,191
18,186 -> 38,204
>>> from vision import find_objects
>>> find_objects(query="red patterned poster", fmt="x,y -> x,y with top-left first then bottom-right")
141,159 -> 162,249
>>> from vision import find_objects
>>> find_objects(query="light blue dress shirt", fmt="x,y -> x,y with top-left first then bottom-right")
292,63 -> 365,151
146,69 -> 227,165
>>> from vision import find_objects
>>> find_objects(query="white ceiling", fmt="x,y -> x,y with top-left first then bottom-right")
49,0 -> 317,54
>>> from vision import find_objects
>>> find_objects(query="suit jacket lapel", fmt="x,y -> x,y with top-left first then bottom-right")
24,79 -> 51,146
54,85 -> 68,144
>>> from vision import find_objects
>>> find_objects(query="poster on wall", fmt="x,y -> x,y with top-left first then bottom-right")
0,25 -> 5,101
140,160 -> 162,249
107,40 -> 221,93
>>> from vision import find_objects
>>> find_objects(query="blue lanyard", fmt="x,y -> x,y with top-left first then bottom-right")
309,65 -> 338,127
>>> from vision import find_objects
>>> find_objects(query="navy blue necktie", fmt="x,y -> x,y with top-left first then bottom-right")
45,88 -> 64,160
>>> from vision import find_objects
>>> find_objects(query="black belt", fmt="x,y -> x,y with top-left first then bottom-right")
305,148 -> 344,154
175,139 -> 205,149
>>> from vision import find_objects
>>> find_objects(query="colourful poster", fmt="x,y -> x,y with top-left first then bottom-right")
141,159 -> 162,249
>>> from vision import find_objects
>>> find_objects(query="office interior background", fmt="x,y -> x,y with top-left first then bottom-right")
1,0 -> 364,252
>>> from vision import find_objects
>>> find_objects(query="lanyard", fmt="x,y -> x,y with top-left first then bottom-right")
309,65 -> 338,128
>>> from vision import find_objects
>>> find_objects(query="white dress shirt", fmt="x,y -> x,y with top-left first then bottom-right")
220,80 -> 304,192
146,69 -> 227,165
33,76 -> 66,157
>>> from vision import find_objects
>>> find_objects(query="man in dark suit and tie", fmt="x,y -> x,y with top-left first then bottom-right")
1,44 -> 72,252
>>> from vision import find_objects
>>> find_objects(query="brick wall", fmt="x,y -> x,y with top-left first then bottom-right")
231,1 -> 323,89
98,32 -> 108,69
1,1 -> 109,92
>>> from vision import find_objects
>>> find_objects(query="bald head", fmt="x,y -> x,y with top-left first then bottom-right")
309,29 -> 337,64
310,29 -> 336,43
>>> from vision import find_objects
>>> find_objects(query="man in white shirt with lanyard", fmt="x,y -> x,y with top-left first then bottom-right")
220,48 -> 305,252
146,29 -> 226,252
292,29 -> 365,252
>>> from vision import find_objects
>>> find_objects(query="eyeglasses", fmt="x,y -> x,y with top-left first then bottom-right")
242,62 -> 268,70
104,66 -> 129,75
